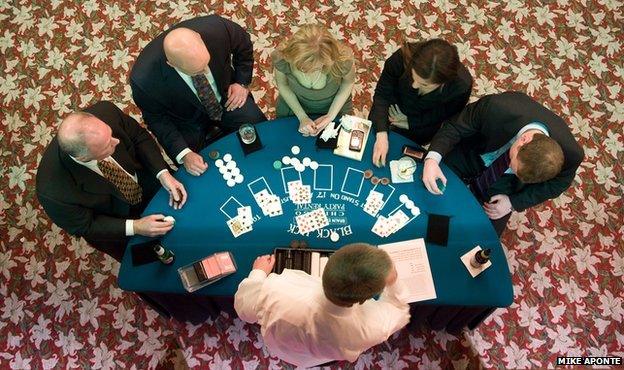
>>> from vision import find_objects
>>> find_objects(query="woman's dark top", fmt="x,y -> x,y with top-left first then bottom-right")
368,49 -> 473,145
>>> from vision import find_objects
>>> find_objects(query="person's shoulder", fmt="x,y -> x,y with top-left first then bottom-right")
36,136 -> 67,195
130,34 -> 165,83
453,63 -> 473,90
271,50 -> 290,73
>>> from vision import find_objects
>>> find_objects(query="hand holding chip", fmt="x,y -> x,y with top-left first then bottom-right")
252,254 -> 276,275
159,171 -> 188,209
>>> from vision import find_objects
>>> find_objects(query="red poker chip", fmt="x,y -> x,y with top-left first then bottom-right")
371,176 -> 380,185
364,169 -> 374,179
380,177 -> 390,185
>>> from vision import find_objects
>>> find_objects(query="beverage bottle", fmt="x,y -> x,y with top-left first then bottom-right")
154,244 -> 175,265
470,248 -> 491,268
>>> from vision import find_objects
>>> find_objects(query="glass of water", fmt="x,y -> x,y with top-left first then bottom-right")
239,124 -> 256,144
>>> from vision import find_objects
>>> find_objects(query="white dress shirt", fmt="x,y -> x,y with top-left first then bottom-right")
174,67 -> 222,164
234,269 -> 410,368
70,156 -> 166,236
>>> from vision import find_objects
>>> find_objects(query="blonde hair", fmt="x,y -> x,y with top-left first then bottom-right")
278,24 -> 353,80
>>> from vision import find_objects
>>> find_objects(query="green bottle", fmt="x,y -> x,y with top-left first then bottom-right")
470,248 -> 491,268
154,244 -> 175,265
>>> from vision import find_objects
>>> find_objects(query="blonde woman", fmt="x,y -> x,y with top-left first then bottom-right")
272,24 -> 355,136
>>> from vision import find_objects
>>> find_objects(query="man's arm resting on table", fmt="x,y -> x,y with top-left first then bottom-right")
234,269 -> 268,323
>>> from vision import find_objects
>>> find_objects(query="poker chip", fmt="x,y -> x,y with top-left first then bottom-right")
230,167 -> 241,176
273,160 -> 282,170
295,163 -> 305,173
290,157 -> 301,166
330,231 -> 339,242
364,169 -> 373,179
226,161 -> 237,169
226,179 -> 236,187
411,206 -> 421,216
291,146 -> 300,155
215,159 -> 224,168
405,200 -> 415,209
282,156 -> 291,165
223,153 -> 232,162
163,216 -> 175,224
234,175 -> 244,183
302,157 -> 311,166
380,177 -> 390,185
209,150 -> 220,160
310,161 -> 319,170
399,194 -> 408,203
371,176 -> 380,185
223,172 -> 233,181
218,166 -> 227,174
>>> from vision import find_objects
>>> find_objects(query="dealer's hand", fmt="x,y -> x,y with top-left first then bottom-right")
422,158 -> 446,195
225,83 -> 248,111
133,214 -> 173,237
159,171 -> 187,209
484,194 -> 513,220
182,151 -> 208,176
252,254 -> 276,275
372,132 -> 389,167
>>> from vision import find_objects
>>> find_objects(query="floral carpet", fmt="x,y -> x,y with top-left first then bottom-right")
1,1 -> 623,369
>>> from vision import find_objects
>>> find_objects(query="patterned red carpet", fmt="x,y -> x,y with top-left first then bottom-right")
1,1 -> 623,369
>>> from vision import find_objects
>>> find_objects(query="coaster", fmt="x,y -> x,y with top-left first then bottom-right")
315,128 -> 340,149
237,131 -> 263,155
389,160 -> 414,183
460,245 -> 492,277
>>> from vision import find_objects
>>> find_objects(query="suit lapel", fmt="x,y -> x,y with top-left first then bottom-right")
60,151 -> 127,202
160,59 -> 206,112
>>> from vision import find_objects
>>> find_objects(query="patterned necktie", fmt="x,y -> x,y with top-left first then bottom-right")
470,150 -> 511,202
97,159 -> 143,205
191,74 -> 223,121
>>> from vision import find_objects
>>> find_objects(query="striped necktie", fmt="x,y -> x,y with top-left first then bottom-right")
470,150 -> 511,202
97,159 -> 143,205
191,74 -> 223,121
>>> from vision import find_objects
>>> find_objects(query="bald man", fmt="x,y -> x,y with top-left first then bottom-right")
130,15 -> 266,176
36,101 -> 187,262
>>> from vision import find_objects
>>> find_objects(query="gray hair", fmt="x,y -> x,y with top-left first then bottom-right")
57,111 -> 96,158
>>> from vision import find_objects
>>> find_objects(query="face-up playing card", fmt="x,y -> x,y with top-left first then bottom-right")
363,190 -> 384,216
237,206 -> 253,227
295,208 -> 329,235
371,215 -> 398,238
387,210 -> 410,234
227,217 -> 246,238
265,195 -> 283,217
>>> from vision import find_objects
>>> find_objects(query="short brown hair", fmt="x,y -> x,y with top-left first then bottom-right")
516,133 -> 564,183
401,39 -> 459,84
322,243 -> 392,307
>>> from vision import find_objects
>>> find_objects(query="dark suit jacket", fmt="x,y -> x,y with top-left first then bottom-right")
130,15 -> 254,159
36,101 -> 168,248
368,49 -> 473,144
429,91 -> 584,212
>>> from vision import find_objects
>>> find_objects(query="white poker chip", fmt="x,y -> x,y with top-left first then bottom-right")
223,153 -> 232,162
291,146 -> 300,155
218,166 -> 227,174
215,159 -> 224,168
405,200 -> 415,209
226,161 -> 237,169
399,194 -> 408,203
234,174 -> 244,183
230,167 -> 241,176
163,216 -> 175,223
295,164 -> 305,173
302,157 -> 311,166
290,157 -> 301,166
330,231 -> 339,242
226,179 -> 236,187
411,207 -> 421,216
282,156 -> 291,165
310,161 -> 319,170
223,172 -> 233,181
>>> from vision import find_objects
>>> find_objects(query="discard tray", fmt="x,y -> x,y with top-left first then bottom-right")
272,247 -> 335,277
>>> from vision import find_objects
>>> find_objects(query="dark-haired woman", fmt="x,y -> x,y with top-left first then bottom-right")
369,39 -> 473,166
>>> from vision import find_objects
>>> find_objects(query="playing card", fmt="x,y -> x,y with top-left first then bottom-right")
296,208 -> 329,235
237,206 -> 253,227
227,217 -> 245,238
387,210 -> 409,234
265,195 -> 283,217
371,216 -> 397,238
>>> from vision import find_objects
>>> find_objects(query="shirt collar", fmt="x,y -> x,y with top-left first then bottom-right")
70,155 -> 98,167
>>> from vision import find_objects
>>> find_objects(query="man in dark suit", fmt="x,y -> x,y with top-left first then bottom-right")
130,15 -> 266,177
421,91 -> 584,235
36,101 -> 187,262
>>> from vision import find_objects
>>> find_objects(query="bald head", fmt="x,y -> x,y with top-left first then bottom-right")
58,112 -> 119,161
163,28 -> 210,75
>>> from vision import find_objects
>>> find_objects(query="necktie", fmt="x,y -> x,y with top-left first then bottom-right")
97,159 -> 143,205
191,74 -> 223,121
470,150 -> 511,202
